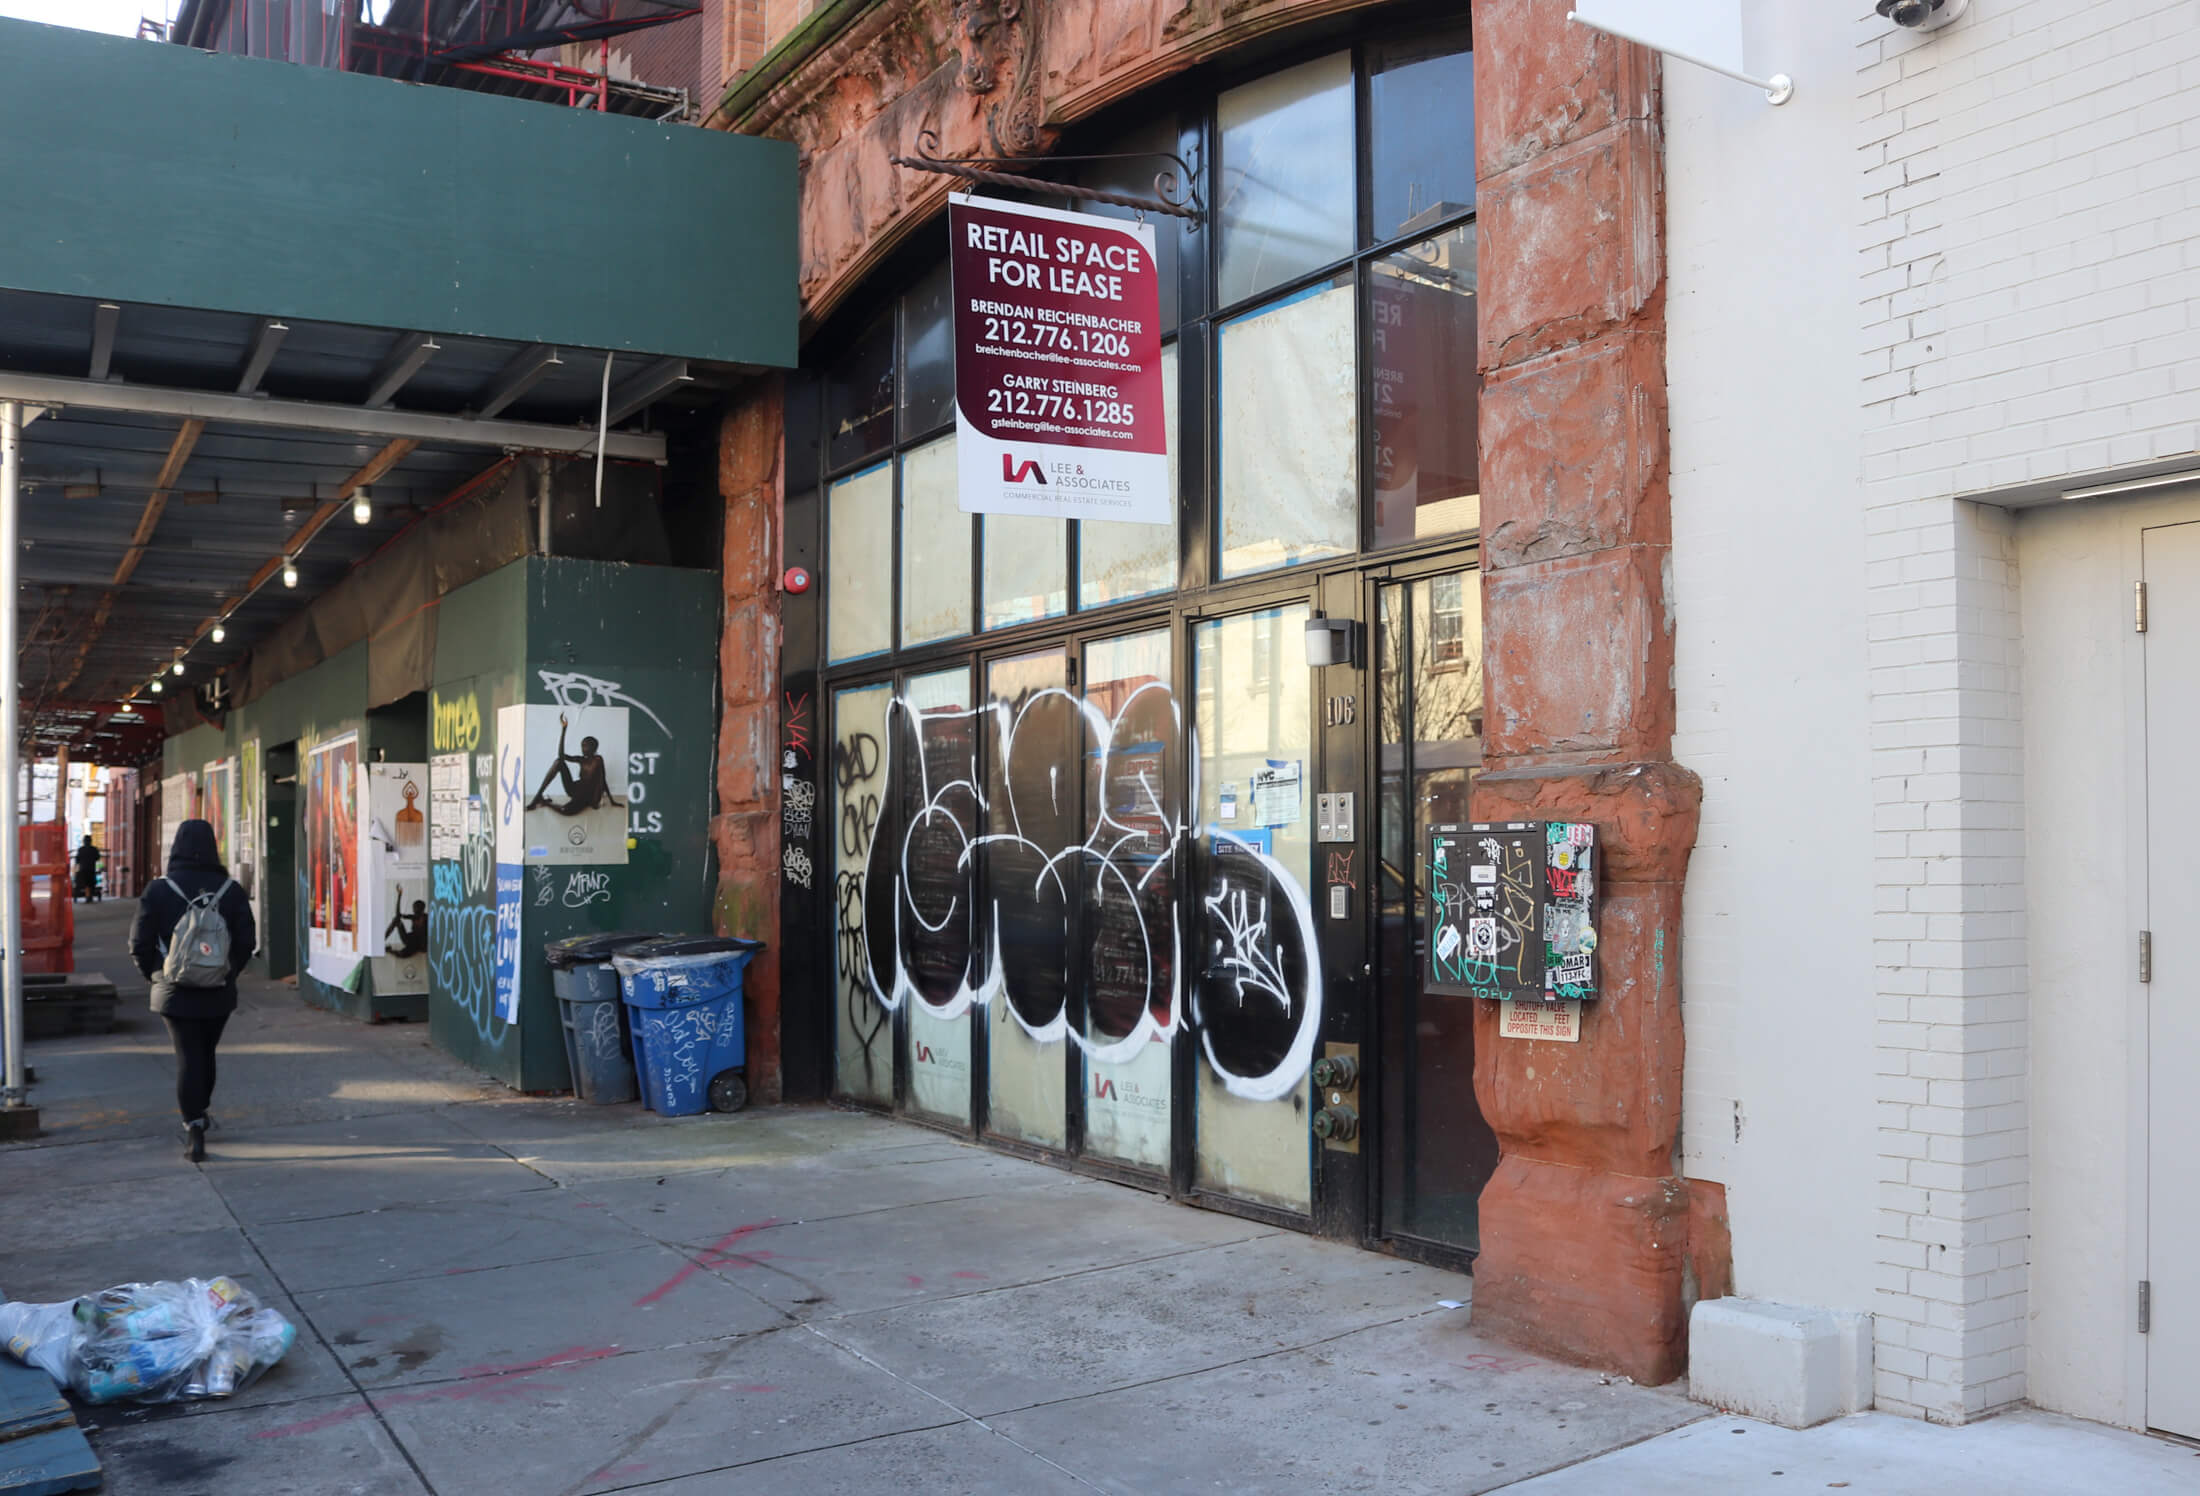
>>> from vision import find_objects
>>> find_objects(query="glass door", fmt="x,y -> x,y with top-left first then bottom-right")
1189,600 -> 1319,1214
831,666 -> 982,1125
896,665 -> 979,1127
830,680 -> 893,1106
1374,569 -> 1497,1253
981,647 -> 1073,1150
1078,628 -> 1177,1174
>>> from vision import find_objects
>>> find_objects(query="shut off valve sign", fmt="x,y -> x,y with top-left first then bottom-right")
950,192 -> 1170,524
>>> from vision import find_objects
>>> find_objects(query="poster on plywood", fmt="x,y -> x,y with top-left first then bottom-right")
238,740 -> 262,915
199,759 -> 235,869
498,703 -> 629,866
360,762 -> 430,995
158,773 -> 193,866
303,734 -> 360,983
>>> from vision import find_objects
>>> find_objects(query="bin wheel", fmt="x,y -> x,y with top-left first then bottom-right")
708,1070 -> 749,1113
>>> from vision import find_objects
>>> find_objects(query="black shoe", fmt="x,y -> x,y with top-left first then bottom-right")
184,1119 -> 207,1163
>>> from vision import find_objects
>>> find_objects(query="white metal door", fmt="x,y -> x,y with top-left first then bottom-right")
2145,519 -> 2200,1438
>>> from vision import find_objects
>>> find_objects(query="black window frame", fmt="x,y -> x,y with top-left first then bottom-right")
805,22 -> 1480,684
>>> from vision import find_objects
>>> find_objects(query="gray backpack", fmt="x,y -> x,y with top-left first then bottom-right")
160,878 -> 236,988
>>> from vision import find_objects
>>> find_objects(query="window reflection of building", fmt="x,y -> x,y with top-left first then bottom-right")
1371,223 -> 1480,550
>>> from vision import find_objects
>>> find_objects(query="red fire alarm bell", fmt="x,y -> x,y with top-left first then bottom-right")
783,566 -> 811,593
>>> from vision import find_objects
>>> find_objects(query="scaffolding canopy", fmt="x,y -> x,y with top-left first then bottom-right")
0,17 -> 794,366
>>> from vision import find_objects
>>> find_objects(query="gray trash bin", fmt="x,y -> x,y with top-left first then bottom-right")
546,932 -> 657,1104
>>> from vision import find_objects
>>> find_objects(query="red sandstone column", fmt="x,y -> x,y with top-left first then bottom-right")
1467,0 -> 1704,1385
715,377 -> 786,1104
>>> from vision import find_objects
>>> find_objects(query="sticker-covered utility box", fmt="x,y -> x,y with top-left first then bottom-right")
1426,821 -> 1598,1003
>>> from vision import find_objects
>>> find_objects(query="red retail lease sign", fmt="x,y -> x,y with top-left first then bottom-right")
949,192 -> 1170,525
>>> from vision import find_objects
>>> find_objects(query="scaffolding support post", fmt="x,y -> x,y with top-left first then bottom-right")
1,399 -> 32,1125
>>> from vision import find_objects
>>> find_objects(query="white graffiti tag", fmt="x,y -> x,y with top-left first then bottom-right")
562,871 -> 612,908
537,669 -> 669,738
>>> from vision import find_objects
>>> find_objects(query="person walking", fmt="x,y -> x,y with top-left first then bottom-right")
129,819 -> 256,1162
72,834 -> 102,901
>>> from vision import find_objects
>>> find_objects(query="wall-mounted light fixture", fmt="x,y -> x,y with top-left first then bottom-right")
281,558 -> 300,588
210,621 -> 226,644
1305,616 -> 1358,669
352,487 -> 372,525
171,657 -> 185,676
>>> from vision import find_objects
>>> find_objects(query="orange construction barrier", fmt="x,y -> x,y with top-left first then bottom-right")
21,821 -> 75,975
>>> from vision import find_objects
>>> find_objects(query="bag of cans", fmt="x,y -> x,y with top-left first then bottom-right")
0,1276 -> 297,1403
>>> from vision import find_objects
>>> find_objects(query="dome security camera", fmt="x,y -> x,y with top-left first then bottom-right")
1877,0 -> 1967,30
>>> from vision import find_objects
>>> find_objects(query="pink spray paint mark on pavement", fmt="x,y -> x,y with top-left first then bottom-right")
905,1275 -> 925,1289
253,1346 -> 621,1440
634,1220 -> 783,1306
588,1463 -> 654,1483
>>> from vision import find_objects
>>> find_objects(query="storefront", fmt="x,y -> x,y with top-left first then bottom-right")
776,27 -> 1498,1263
725,0 -> 1696,1386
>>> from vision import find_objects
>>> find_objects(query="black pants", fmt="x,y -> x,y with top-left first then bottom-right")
162,1014 -> 229,1123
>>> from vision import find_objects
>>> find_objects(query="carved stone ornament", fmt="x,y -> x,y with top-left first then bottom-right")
955,0 -> 1023,94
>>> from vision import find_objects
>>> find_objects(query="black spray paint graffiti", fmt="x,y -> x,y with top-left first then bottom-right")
840,685 -> 1320,1102
834,731 -> 887,1086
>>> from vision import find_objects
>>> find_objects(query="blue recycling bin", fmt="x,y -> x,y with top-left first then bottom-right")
545,932 -> 659,1105
612,937 -> 766,1116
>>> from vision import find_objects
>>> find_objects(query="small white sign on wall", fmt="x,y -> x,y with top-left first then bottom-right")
1499,1000 -> 1582,1043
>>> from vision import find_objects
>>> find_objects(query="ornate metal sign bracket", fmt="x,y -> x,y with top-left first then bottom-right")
890,131 -> 1205,226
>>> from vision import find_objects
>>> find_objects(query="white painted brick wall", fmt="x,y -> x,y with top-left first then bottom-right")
1852,0 -> 2200,1424
1861,0 -> 2200,506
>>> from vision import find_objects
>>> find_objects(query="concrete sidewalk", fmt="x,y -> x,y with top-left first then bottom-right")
0,902 -> 2191,1494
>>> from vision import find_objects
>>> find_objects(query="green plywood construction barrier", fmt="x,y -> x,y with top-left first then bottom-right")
0,19 -> 795,367
156,557 -> 720,1095
429,557 -> 719,1093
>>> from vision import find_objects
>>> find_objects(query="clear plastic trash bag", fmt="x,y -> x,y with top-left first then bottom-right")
0,1276 -> 298,1404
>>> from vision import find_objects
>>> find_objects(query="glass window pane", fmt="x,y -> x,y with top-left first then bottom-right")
1191,604 -> 1314,1211
1081,629 -> 1175,1172
1368,28 -> 1477,244
898,667 -> 978,1127
1371,223 -> 1480,548
1078,341 -> 1178,608
1219,276 -> 1357,577
828,462 -> 892,662
827,313 -> 894,468
900,260 -> 955,436
982,514 -> 1068,629
832,683 -> 892,1105
985,649 -> 1072,1150
1075,116 -> 1182,333
1217,52 -> 1355,308
899,435 -> 971,646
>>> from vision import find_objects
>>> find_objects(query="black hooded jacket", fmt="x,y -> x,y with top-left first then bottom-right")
130,819 -> 257,1019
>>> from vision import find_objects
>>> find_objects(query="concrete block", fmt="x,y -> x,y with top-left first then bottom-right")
1689,1298 -> 1874,1428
